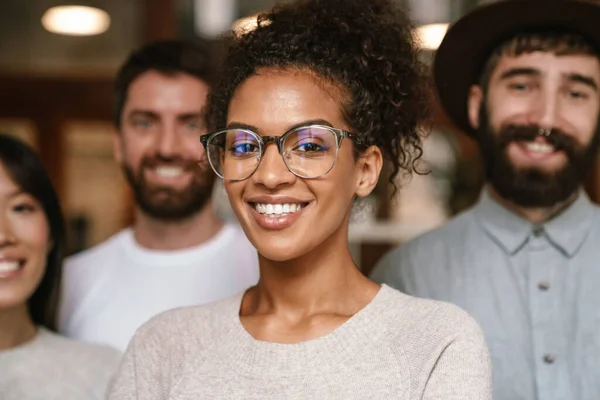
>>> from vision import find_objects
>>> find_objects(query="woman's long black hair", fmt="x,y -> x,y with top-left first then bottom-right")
0,134 -> 65,330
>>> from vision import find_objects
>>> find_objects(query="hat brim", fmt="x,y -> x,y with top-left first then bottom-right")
433,0 -> 600,136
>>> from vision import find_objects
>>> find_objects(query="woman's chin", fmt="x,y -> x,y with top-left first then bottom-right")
254,242 -> 305,263
259,251 -> 300,263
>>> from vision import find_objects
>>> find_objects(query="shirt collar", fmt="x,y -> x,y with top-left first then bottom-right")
474,188 -> 595,257
544,191 -> 595,256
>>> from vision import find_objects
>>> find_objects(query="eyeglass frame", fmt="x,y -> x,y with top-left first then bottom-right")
199,124 -> 363,181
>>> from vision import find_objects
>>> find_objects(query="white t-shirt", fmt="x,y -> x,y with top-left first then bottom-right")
58,224 -> 259,351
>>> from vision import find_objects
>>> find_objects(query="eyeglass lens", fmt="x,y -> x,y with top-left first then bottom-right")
205,126 -> 340,180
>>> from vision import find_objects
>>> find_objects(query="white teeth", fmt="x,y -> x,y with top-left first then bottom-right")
254,203 -> 304,216
525,142 -> 554,154
0,261 -> 20,272
155,166 -> 184,178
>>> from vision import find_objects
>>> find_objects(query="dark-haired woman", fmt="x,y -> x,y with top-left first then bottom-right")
0,134 -> 121,399
109,0 -> 492,398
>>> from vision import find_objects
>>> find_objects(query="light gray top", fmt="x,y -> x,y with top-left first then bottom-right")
108,284 -> 491,399
0,327 -> 122,400
371,190 -> 600,400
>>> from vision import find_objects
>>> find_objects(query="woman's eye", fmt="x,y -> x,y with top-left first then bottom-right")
230,143 -> 259,155
296,143 -> 326,152
13,203 -> 36,213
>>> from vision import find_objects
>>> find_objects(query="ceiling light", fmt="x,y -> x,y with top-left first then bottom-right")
194,0 -> 235,37
42,6 -> 110,36
415,23 -> 449,51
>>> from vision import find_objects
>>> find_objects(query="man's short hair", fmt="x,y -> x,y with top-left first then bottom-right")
114,39 -> 217,127
478,30 -> 600,92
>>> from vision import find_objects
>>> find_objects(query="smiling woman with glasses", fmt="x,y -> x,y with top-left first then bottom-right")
109,0 -> 492,398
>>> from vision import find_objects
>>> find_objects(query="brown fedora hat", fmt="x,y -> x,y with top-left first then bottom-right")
433,0 -> 600,135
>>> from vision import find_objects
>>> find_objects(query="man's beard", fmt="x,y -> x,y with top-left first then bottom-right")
476,109 -> 599,208
123,156 -> 215,221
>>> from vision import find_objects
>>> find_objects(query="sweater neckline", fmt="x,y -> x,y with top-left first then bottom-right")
217,284 -> 394,376
0,326 -> 51,357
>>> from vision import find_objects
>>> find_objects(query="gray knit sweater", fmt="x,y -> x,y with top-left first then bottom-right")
109,285 -> 492,399
1,327 -> 122,400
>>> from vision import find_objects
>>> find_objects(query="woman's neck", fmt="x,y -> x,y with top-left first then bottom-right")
0,305 -> 37,350
243,229 -> 378,318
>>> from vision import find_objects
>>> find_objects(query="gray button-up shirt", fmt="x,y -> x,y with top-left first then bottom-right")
371,190 -> 600,400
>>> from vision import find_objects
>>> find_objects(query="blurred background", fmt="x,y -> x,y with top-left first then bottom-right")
2,0 -> 599,273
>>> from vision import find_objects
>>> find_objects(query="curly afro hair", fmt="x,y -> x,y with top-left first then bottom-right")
207,0 -> 430,186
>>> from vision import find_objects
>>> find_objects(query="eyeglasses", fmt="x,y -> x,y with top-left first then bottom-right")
200,124 -> 361,181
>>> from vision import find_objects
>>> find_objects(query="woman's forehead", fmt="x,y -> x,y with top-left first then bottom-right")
227,70 -> 348,132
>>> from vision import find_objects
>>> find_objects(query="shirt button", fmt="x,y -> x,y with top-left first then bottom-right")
538,281 -> 550,291
532,226 -> 544,237
543,354 -> 555,364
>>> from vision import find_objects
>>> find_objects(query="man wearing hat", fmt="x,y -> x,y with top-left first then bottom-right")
371,1 -> 600,399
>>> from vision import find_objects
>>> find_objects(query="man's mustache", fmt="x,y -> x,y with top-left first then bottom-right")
496,124 -> 577,153
141,156 -> 199,170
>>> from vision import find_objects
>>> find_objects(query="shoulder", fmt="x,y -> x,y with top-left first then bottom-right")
65,229 -> 131,270
6,330 -> 121,400
377,288 -> 491,397
375,286 -> 489,380
589,201 -> 600,218
373,209 -> 477,272
35,329 -> 122,374
59,230 -> 131,325
130,294 -> 242,351
399,208 -> 477,254
378,286 -> 485,345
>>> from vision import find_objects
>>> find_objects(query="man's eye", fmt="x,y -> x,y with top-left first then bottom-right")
509,83 -> 529,91
568,90 -> 588,100
185,120 -> 204,131
134,119 -> 153,128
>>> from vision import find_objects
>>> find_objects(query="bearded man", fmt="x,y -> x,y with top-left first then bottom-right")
371,1 -> 600,399
59,40 -> 259,352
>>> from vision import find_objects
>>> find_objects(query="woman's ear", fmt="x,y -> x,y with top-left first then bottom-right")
355,145 -> 383,198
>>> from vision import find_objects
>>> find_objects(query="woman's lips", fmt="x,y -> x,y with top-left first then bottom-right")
247,201 -> 309,230
0,258 -> 25,279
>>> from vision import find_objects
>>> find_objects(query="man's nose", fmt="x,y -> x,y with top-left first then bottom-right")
155,122 -> 182,158
528,87 -> 558,131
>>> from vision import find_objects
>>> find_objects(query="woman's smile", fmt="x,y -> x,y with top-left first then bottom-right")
246,195 -> 312,231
